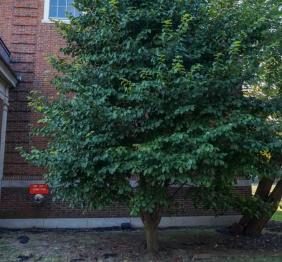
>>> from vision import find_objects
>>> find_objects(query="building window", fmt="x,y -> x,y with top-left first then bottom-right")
43,0 -> 80,22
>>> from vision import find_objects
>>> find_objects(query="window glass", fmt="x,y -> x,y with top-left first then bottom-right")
57,5 -> 66,18
49,5 -> 57,18
48,0 -> 79,19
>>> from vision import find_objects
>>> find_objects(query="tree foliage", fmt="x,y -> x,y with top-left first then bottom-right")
21,0 -> 282,250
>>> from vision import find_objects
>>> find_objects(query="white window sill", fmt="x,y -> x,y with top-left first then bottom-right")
41,19 -> 70,24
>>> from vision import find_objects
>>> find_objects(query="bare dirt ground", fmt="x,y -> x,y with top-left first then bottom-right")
0,223 -> 282,262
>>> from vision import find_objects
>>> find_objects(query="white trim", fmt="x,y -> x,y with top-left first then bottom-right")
43,0 -> 50,22
1,179 -> 252,188
0,80 -> 9,104
0,215 -> 241,229
0,59 -> 18,88
0,86 -> 9,199
132,179 -> 252,189
42,0 -> 73,24
236,179 -> 252,187
41,18 -> 70,24
0,103 -> 8,181
1,180 -> 45,188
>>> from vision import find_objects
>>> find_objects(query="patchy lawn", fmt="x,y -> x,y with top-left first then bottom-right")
271,201 -> 282,222
272,210 -> 282,222
1,225 -> 282,262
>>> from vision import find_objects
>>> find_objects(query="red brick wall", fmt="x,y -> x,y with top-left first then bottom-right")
0,186 -> 251,218
0,0 -> 62,179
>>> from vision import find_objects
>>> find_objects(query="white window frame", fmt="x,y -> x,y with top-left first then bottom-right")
42,0 -> 74,23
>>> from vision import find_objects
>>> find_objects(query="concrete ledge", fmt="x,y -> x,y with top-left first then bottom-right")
0,215 -> 241,229
1,180 -> 45,188
1,179 -> 251,188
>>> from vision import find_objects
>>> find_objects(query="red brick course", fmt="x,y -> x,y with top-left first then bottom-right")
0,0 -> 62,180
0,187 -> 251,219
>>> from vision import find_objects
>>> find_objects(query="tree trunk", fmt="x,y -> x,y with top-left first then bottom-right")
141,208 -> 161,253
240,177 -> 274,226
254,177 -> 274,199
229,177 -> 274,235
145,224 -> 159,252
244,179 -> 282,236
230,178 -> 282,236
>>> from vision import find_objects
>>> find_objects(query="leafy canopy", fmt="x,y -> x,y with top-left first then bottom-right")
23,0 -> 282,214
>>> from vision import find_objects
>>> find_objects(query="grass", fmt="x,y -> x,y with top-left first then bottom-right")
272,211 -> 282,222
271,199 -> 282,222
272,207 -> 282,222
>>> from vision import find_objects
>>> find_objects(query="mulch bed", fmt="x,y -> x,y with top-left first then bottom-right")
0,222 -> 282,261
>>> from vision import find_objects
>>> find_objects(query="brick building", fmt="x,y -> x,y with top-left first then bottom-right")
0,0 -> 251,228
